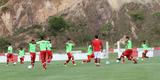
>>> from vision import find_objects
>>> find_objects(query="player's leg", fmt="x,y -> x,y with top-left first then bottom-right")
64,52 -> 71,65
20,57 -> 24,64
95,52 -> 101,66
82,55 -> 90,63
120,53 -> 125,64
6,54 -> 10,65
87,55 -> 91,63
30,52 -> 36,68
71,54 -> 76,65
144,50 -> 149,58
94,52 -> 97,64
40,51 -> 47,70
47,50 -> 52,63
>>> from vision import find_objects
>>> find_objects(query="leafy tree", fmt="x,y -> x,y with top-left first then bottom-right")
48,16 -> 69,36
0,37 -> 9,51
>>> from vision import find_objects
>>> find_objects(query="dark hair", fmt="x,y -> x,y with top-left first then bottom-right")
95,34 -> 99,39
8,43 -> 11,45
67,37 -> 71,41
142,40 -> 146,43
40,36 -> 44,40
126,36 -> 130,39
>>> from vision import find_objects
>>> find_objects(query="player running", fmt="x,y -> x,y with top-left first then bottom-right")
46,39 -> 53,63
91,35 -> 103,66
18,47 -> 25,64
64,38 -> 76,66
29,39 -> 36,69
36,36 -> 49,70
6,43 -> 15,65
117,36 -> 137,64
141,40 -> 149,61
82,44 -> 94,63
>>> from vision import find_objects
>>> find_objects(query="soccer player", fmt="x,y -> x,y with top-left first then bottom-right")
6,43 -> 14,65
46,39 -> 53,63
117,36 -> 137,64
64,38 -> 76,66
18,47 -> 25,64
91,35 -> 103,66
29,39 -> 36,68
36,36 -> 49,70
82,44 -> 94,63
141,40 -> 149,60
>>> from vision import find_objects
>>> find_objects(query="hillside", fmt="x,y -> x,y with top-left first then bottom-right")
0,0 -> 160,49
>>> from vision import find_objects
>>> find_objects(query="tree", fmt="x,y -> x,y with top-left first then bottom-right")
0,37 -> 9,52
48,16 -> 69,36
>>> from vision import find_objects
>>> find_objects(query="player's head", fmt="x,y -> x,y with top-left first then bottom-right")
40,36 -> 44,40
142,40 -> 146,44
67,37 -> 71,41
19,47 -> 23,50
126,36 -> 130,40
8,43 -> 11,46
95,34 -> 99,39
31,39 -> 35,43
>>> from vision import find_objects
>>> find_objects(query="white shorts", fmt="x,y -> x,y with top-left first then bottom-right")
94,51 -> 102,58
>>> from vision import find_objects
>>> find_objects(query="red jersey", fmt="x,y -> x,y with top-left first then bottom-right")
91,39 -> 102,52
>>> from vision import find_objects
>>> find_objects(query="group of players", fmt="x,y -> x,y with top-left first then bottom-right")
6,34 -> 149,70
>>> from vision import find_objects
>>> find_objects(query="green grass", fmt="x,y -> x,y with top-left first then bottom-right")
0,54 -> 160,80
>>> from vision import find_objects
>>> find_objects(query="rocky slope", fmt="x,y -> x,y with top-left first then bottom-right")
0,0 -> 160,47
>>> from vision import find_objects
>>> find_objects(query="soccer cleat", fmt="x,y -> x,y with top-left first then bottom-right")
81,61 -> 84,64
73,64 -> 77,66
96,63 -> 100,67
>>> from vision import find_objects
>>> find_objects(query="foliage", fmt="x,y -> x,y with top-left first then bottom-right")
153,12 -> 160,20
0,0 -> 9,7
130,12 -> 144,21
0,37 -> 9,51
48,16 -> 69,36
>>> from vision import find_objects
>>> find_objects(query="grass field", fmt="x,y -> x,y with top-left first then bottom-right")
0,54 -> 160,80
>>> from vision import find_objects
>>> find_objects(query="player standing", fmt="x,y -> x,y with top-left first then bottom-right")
117,36 -> 137,64
64,38 -> 76,66
18,47 -> 25,64
6,43 -> 14,65
36,36 -> 49,70
29,39 -> 36,68
141,40 -> 149,61
82,44 -> 94,63
46,39 -> 53,63
91,35 -> 103,66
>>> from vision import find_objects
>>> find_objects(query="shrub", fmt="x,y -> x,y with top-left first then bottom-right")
48,16 -> 69,36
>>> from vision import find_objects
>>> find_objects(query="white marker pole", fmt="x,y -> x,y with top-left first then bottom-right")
117,41 -> 121,58
105,41 -> 110,64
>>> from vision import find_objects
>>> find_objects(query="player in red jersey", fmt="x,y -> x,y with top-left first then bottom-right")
91,35 -> 103,66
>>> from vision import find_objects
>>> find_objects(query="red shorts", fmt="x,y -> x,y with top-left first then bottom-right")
122,49 -> 133,60
144,50 -> 148,54
47,50 -> 52,56
89,53 -> 94,58
7,54 -> 14,62
67,52 -> 73,58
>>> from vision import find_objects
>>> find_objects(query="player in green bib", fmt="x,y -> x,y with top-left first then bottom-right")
141,40 -> 149,60
82,44 -> 94,63
125,39 -> 132,49
29,39 -> 36,68
117,36 -> 137,64
6,43 -> 14,65
36,36 -> 49,70
18,47 -> 25,64
64,38 -> 76,66
46,39 -> 53,63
